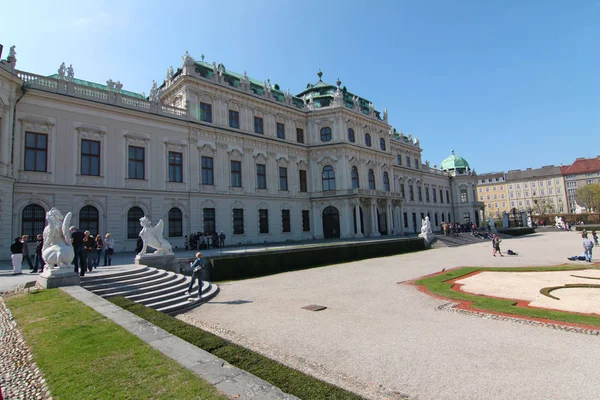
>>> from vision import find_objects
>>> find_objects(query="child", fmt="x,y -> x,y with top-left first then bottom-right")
593,230 -> 599,247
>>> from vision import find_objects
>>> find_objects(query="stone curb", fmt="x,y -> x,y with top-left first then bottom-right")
60,286 -> 299,400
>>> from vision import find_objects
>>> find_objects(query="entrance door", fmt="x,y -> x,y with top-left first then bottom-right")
322,206 -> 340,239
378,209 -> 388,235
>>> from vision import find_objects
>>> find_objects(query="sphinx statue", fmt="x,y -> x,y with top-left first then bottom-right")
420,216 -> 432,234
42,208 -> 75,269
138,216 -> 173,255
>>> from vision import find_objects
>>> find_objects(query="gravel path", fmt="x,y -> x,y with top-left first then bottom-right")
181,231 -> 600,400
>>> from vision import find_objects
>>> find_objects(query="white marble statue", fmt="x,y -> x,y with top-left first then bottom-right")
58,62 -> 66,80
66,64 -> 74,81
115,81 -> 123,93
42,208 -> 74,269
527,216 -> 533,228
139,216 -> 173,255
420,216 -> 432,234
8,45 -> 16,61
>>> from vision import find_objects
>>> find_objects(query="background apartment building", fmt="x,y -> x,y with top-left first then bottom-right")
475,172 -> 508,220
561,156 -> 600,213
505,166 -> 567,216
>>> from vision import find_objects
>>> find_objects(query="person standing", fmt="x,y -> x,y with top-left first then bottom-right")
583,236 -> 595,263
10,237 -> 23,275
34,234 -> 44,273
83,231 -> 95,272
70,226 -> 85,276
593,230 -> 599,247
94,234 -> 104,268
492,234 -> 503,257
186,252 -> 206,300
219,231 -> 226,248
103,233 -> 114,266
21,235 -> 35,271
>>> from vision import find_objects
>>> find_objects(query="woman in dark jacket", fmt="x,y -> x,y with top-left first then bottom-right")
10,237 -> 23,275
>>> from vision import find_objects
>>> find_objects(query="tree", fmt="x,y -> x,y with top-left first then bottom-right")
576,183 -> 600,212
533,197 -> 556,217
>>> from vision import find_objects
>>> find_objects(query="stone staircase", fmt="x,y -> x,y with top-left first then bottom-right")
80,265 -> 219,315
430,233 -> 492,248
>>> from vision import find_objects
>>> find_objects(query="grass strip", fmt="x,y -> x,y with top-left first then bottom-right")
4,289 -> 228,400
110,296 -> 364,400
415,265 -> 600,327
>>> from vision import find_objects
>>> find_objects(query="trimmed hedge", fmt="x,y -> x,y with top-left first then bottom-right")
575,225 -> 600,232
209,238 -> 425,281
496,227 -> 536,236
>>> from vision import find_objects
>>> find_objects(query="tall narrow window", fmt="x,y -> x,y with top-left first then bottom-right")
233,208 -> 244,234
383,172 -> 390,192
364,133 -> 371,147
81,139 -> 100,176
380,138 -> 386,151
201,156 -> 214,185
322,165 -> 336,191
397,154 -> 402,165
302,210 -> 310,231
279,167 -> 288,191
127,207 -> 144,238
296,128 -> 304,143
203,208 -> 215,234
229,110 -> 240,128
351,166 -> 360,189
276,122 -> 285,139
200,102 -> 212,122
460,188 -> 468,203
433,189 -> 437,202
259,209 -> 269,233
425,187 -> 430,202
409,185 -> 414,201
446,190 -> 450,203
128,146 -> 145,179
418,186 -> 423,202
254,116 -> 264,134
22,204 -> 45,240
282,209 -> 291,232
320,127 -> 332,142
168,207 -> 183,237
231,160 -> 242,187
256,164 -> 266,189
440,189 -> 444,203
400,183 -> 405,199
24,132 -> 48,172
348,128 -> 355,143
299,169 -> 307,192
168,151 -> 183,182
403,212 -> 408,228
368,169 -> 376,190
415,158 -> 419,169
406,157 -> 411,168
79,205 -> 99,235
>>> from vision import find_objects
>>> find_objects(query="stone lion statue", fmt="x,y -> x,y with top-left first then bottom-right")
139,216 -> 173,255
42,208 -> 74,269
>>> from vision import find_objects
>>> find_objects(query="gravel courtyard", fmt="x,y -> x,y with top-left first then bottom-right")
181,231 -> 600,400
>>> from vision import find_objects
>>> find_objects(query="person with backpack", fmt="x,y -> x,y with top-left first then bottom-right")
186,252 -> 208,300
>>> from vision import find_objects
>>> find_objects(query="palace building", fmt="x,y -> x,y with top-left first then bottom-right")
0,46 -> 482,259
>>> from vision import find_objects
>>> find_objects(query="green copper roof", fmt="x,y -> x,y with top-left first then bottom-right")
441,151 -> 470,171
47,74 -> 146,99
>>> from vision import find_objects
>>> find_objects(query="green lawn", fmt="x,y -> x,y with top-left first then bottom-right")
414,265 -> 600,327
4,290 -> 228,400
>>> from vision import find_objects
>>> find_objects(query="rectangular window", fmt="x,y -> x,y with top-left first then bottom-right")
254,116 -> 264,134
279,167 -> 288,191
460,189 -> 468,203
282,209 -> 291,232
229,110 -> 240,129
400,183 -> 405,199
439,189 -> 444,203
24,132 -> 48,172
256,164 -> 266,189
81,139 -> 100,176
548,180 -> 552,186
433,189 -> 437,202
259,209 -> 269,233
418,186 -> 423,202
397,154 -> 402,165
168,151 -> 183,182
276,122 -> 285,139
299,169 -> 307,192
296,128 -> 304,143
128,146 -> 145,179
201,156 -> 214,185
302,210 -> 310,231
446,190 -> 450,203
233,208 -> 244,234
200,102 -> 212,122
231,160 -> 242,187
409,185 -> 414,201
406,157 -> 411,168
415,158 -> 419,169
203,208 -> 215,235
425,187 -> 430,202
403,212 -> 408,228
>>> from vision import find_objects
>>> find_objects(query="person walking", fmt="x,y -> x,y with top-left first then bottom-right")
10,237 -> 23,275
70,226 -> 86,276
186,252 -> 207,300
34,233 -> 44,273
83,231 -> 95,272
21,235 -> 35,271
93,234 -> 103,268
592,230 -> 598,247
492,234 -> 503,257
103,233 -> 114,266
583,236 -> 595,263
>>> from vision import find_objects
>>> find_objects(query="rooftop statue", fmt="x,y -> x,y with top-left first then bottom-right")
42,208 -> 74,269
149,80 -> 159,101
58,62 -> 66,80
242,71 -> 249,85
383,108 -> 388,121
106,79 -> 115,91
8,45 -> 16,60
352,95 -> 360,111
139,216 -> 173,255
368,102 -> 374,114
115,81 -> 123,93
66,64 -> 74,81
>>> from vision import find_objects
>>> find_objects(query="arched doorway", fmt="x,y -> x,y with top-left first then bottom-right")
322,206 -> 340,239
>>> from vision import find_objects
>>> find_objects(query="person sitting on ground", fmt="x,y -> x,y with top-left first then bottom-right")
506,249 -> 518,256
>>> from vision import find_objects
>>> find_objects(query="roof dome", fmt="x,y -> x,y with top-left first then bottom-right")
441,150 -> 470,171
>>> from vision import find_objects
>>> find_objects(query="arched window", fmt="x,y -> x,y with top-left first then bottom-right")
168,207 -> 183,237
351,166 -> 360,189
127,207 -> 144,239
364,133 -> 371,147
348,128 -> 355,143
320,127 -> 332,142
22,204 -> 45,240
322,165 -> 336,191
380,138 -> 386,151
368,169 -> 376,190
383,172 -> 390,192
79,205 -> 99,235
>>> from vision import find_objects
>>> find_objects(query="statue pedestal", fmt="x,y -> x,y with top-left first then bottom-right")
135,253 -> 178,273
37,267 -> 80,289
419,232 -> 435,246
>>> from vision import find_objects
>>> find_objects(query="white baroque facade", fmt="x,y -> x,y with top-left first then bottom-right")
0,47 -> 482,259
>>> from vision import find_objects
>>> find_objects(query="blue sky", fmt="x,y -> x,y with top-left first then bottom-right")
3,0 -> 599,172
